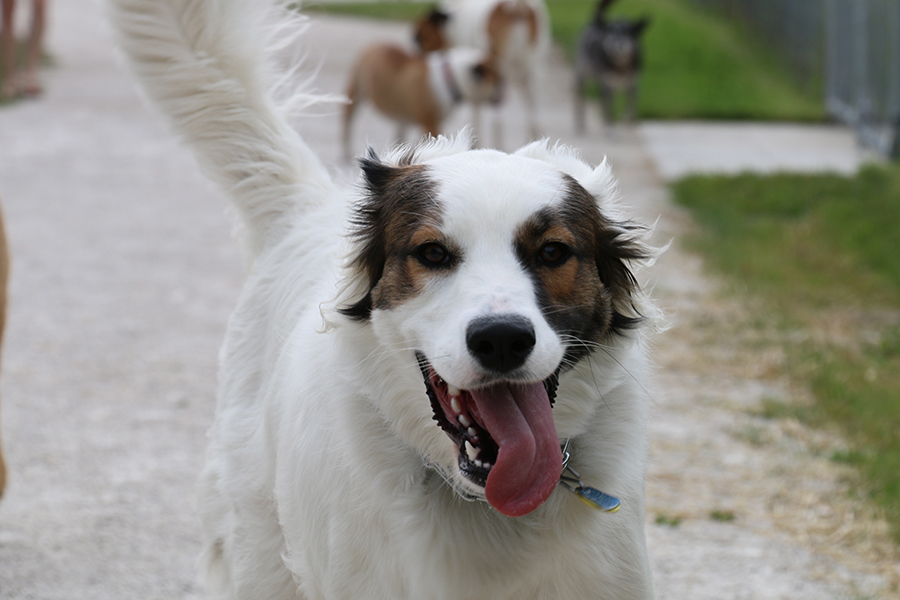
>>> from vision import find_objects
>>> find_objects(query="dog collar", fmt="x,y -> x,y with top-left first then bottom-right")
559,440 -> 621,512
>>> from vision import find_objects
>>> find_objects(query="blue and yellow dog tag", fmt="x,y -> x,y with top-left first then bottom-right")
573,485 -> 621,512
559,442 -> 621,513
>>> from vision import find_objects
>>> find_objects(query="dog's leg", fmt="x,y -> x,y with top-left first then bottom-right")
470,103 -> 483,148
625,79 -> 638,124
0,428 -> 4,500
599,81 -> 615,131
109,0 -> 340,264
520,73 -> 539,141
198,461 -> 301,600
491,103 -> 504,150
395,122 -> 409,146
196,465 -> 235,597
0,200 -> 6,501
574,72 -> 587,135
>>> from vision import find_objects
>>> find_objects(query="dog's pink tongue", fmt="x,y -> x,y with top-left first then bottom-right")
469,382 -> 561,517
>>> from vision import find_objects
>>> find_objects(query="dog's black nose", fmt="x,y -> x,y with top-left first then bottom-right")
466,316 -> 536,373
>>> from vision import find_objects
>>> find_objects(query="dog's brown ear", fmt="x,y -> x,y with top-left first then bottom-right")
340,155 -> 395,321
597,0 -> 618,12
592,217 -> 652,335
562,176 -> 651,336
359,150 -> 398,198
340,155 -> 435,321
593,0 -> 617,24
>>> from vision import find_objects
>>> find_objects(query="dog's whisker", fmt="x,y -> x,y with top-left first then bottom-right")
594,345 -> 656,405
582,352 -> 621,423
359,345 -> 423,367
539,305 -> 576,317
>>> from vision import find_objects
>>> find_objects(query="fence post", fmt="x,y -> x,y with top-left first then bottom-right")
890,0 -> 900,158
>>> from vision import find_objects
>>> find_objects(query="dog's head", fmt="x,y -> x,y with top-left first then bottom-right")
414,8 -> 451,53
338,137 -> 651,517
599,18 -> 650,70
434,47 -> 504,107
589,0 -> 650,71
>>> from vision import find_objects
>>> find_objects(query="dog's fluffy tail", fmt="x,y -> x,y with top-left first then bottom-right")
109,0 -> 338,262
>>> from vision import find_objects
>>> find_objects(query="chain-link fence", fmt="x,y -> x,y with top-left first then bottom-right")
691,0 -> 900,158
689,0 -> 823,88
826,0 -> 900,157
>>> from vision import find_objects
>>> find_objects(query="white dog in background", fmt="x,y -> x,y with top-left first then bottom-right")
110,0 -> 657,598
414,0 -> 550,147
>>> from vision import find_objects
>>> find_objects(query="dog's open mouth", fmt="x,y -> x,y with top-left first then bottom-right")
421,358 -> 561,517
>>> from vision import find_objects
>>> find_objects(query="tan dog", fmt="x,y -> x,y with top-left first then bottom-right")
414,0 -> 549,147
0,200 -> 9,500
342,44 -> 500,161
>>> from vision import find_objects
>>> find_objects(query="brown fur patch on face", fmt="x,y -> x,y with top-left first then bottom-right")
371,224 -> 461,313
515,175 -> 651,366
341,155 -> 451,320
527,224 -> 582,299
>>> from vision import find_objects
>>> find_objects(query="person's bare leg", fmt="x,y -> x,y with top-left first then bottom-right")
1,0 -> 17,99
20,0 -> 44,95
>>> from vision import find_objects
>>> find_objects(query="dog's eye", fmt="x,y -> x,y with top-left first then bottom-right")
538,242 -> 571,266
416,243 -> 452,268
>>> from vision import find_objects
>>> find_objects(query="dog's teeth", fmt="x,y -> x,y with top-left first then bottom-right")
448,384 -> 460,397
467,427 -> 477,438
474,459 -> 483,468
458,414 -> 471,428
450,397 -> 461,414
482,462 -> 491,469
465,440 -> 480,460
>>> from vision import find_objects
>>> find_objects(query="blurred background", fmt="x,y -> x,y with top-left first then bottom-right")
0,0 -> 898,598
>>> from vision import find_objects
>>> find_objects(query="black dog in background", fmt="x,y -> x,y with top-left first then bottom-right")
574,0 -> 649,133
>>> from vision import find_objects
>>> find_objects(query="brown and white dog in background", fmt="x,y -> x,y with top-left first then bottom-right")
343,44 -> 500,161
414,0 -> 549,148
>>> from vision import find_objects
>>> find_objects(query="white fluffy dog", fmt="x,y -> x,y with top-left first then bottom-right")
110,0 -> 656,598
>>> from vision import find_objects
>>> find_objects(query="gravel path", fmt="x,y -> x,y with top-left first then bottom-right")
0,2 -> 897,598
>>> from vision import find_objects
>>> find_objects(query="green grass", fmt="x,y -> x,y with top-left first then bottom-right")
306,0 -> 824,121
304,0 -> 427,21
655,513 -> 683,527
672,164 -> 900,542
548,0 -> 823,120
709,510 -> 736,522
